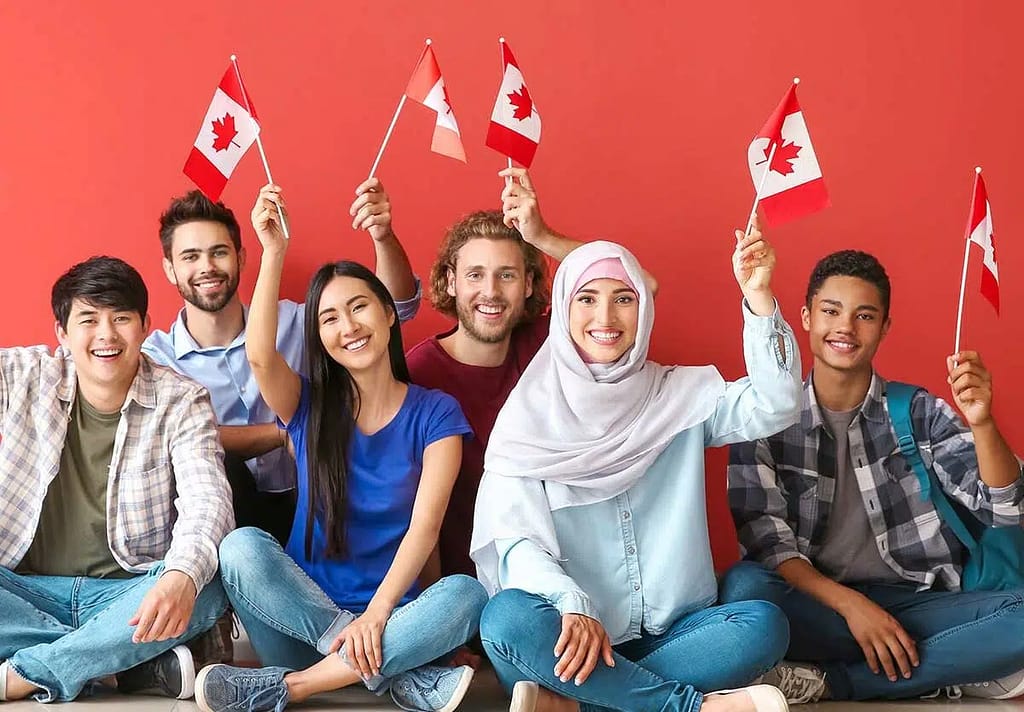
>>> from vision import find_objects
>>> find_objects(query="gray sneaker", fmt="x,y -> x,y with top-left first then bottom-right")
389,664 -> 474,712
194,664 -> 291,712
961,668 -> 1024,700
757,662 -> 828,704
116,644 -> 195,699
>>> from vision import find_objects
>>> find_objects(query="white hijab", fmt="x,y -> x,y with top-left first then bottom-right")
470,240 -> 726,594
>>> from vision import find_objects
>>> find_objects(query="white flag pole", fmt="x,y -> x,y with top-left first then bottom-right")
953,166 -> 982,357
745,77 -> 800,236
368,40 -> 432,179
499,37 -> 514,187
230,55 -> 290,239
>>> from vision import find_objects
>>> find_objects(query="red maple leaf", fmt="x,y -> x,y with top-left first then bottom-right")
507,84 -> 533,121
441,82 -> 453,115
763,139 -> 802,176
211,113 -> 240,152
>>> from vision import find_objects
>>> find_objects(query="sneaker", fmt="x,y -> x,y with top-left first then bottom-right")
757,662 -> 828,704
116,644 -> 196,699
194,664 -> 291,712
961,668 -> 1024,700
706,684 -> 789,712
189,612 -> 236,667
389,664 -> 474,712
509,681 -> 578,712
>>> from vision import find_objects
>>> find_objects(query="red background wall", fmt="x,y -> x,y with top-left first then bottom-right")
2,1 -> 1021,568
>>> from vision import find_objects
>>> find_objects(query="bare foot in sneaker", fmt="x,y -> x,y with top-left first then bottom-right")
703,684 -> 789,712
510,681 -> 579,712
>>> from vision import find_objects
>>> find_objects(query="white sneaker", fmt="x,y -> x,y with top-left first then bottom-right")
756,662 -> 827,704
707,684 -> 789,712
960,668 -> 1024,700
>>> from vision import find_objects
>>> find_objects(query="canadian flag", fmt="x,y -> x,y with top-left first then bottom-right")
966,169 -> 1000,313
486,39 -> 541,167
747,81 -> 830,226
184,63 -> 260,201
405,44 -> 466,162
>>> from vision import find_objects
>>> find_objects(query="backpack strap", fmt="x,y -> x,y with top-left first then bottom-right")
885,381 -> 979,554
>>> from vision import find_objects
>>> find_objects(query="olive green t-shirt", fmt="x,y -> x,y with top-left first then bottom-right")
18,389 -> 131,578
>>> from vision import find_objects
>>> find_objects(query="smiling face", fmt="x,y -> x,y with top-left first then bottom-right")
162,221 -> 244,313
801,275 -> 890,377
315,275 -> 396,373
447,237 -> 534,345
56,299 -> 149,398
568,278 -> 640,364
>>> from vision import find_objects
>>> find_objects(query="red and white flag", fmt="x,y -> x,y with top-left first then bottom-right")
966,170 -> 999,313
486,39 -> 541,167
747,82 -> 829,226
184,64 -> 260,201
405,45 -> 465,162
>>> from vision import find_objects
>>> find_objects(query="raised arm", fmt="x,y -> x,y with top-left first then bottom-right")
499,167 -> 659,296
349,178 -> 419,313
245,184 -> 301,425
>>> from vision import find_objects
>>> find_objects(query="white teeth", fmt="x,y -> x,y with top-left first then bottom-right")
828,341 -> 856,351
476,305 -> 503,315
92,349 -> 121,357
589,331 -> 621,343
344,337 -> 369,351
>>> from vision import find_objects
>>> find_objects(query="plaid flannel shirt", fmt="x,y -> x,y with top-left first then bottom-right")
728,372 -> 1024,591
0,346 -> 234,591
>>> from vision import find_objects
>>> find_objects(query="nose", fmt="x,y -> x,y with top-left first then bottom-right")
95,316 -> 116,341
481,273 -> 500,299
338,311 -> 359,336
596,299 -> 615,326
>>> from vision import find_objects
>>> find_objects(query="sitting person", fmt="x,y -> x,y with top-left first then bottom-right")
194,188 -> 487,712
0,257 -> 233,703
472,229 -> 803,712
722,250 -> 1024,703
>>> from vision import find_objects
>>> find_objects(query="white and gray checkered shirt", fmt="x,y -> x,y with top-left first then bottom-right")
728,372 -> 1024,591
0,346 -> 234,591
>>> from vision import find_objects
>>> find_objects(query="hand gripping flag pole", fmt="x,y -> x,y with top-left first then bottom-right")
230,55 -> 290,239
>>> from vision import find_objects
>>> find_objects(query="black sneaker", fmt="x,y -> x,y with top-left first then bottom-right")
117,644 -> 196,699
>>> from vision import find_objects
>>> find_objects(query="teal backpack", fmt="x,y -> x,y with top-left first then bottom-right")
886,381 -> 1024,591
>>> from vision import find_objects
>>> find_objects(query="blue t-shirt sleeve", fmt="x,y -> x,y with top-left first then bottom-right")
281,377 -> 313,441
422,389 -> 473,446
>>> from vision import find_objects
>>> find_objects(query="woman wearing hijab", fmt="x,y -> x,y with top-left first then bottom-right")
471,226 -> 803,712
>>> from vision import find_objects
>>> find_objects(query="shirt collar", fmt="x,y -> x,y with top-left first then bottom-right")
55,348 -> 156,410
171,306 -> 249,359
803,370 -> 889,434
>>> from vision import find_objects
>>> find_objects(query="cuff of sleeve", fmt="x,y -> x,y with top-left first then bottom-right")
978,469 -> 1024,506
553,591 -> 598,620
741,298 -> 796,371
762,548 -> 808,571
395,278 -> 422,324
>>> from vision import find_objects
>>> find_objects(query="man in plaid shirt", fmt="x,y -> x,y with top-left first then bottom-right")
723,251 -> 1024,703
0,257 -> 233,703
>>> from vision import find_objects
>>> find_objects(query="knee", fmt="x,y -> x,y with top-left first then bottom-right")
444,574 -> 489,617
480,589 -> 556,645
218,526 -> 277,583
719,561 -> 781,604
746,600 -> 790,664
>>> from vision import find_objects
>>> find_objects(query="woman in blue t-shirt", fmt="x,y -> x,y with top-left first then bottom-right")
194,186 -> 486,712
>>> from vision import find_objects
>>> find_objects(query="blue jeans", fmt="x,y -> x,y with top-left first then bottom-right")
480,589 -> 789,712
719,561 -> 1024,700
0,563 -> 227,702
218,527 -> 487,692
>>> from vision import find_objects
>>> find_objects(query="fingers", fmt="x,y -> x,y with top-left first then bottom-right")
860,640 -> 880,675
887,636 -> 914,679
553,619 -> 573,658
873,640 -> 899,682
575,639 -> 601,685
371,628 -> 383,676
601,637 -> 615,668
896,627 -> 920,669
347,630 -> 373,678
350,200 -> 391,231
354,177 -> 383,196
498,166 -> 530,184
132,608 -> 156,643
555,631 -> 589,683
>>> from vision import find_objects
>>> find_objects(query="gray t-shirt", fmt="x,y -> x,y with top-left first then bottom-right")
814,406 -> 903,585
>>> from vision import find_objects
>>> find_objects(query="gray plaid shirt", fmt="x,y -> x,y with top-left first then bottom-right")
728,372 -> 1024,591
0,346 -> 234,591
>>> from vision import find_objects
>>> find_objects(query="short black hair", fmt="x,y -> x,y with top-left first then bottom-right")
159,190 -> 242,259
51,256 -> 149,329
806,250 -> 891,319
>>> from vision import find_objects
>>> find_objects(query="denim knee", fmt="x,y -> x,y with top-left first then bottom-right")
481,589 -> 555,646
743,599 -> 790,669
437,574 -> 489,639
719,561 -> 781,604
218,526 -> 278,588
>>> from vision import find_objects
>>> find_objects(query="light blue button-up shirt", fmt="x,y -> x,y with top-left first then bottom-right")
143,285 -> 420,493
495,302 -> 801,645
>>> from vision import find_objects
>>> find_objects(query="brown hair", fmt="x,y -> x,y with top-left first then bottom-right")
429,210 -> 550,321
158,190 -> 242,259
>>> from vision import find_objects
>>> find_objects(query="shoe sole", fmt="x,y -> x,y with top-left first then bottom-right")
437,666 -> 476,712
173,645 -> 196,700
509,681 -> 539,712
193,664 -> 221,712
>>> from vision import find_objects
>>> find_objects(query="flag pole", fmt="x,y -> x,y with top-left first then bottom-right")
230,55 -> 290,239
499,37 -> 514,187
953,166 -> 982,356
368,40 -> 432,179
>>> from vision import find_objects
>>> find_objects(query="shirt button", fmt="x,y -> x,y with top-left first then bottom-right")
622,512 -> 631,520
633,584 -> 641,591
626,546 -> 636,555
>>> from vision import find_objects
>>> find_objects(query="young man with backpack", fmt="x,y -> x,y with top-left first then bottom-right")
722,250 -> 1024,703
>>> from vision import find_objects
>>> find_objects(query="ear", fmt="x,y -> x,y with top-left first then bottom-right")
142,314 -> 152,333
880,315 -> 892,339
445,267 -> 456,298
525,271 -> 534,300
238,246 -> 247,272
800,305 -> 811,333
387,305 -> 397,329
55,320 -> 69,348
162,257 -> 178,286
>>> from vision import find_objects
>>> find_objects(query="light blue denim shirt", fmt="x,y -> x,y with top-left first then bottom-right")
495,300 -> 801,645
143,285 -> 421,493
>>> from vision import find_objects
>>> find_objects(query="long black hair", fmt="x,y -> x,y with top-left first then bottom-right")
302,261 -> 410,560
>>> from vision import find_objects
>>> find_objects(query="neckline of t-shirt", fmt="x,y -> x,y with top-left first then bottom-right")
355,383 -> 415,438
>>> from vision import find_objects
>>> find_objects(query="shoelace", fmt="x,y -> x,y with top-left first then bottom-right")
235,673 -> 288,712
776,666 -> 827,704
921,686 -> 962,700
396,666 -> 445,696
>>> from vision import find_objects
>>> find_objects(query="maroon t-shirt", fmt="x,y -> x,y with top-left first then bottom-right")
406,316 -> 549,577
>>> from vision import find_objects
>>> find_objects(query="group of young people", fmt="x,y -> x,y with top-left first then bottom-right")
0,168 -> 1022,712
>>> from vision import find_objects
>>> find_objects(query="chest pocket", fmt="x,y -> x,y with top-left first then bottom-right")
116,461 -> 175,559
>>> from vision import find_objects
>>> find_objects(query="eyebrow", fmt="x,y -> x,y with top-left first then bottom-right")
177,244 -> 231,257
463,265 -> 520,272
576,287 -> 636,295
820,298 -> 880,312
318,294 -> 371,317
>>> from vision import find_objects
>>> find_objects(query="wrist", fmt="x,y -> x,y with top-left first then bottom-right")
969,415 -> 997,433
742,289 -> 776,316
